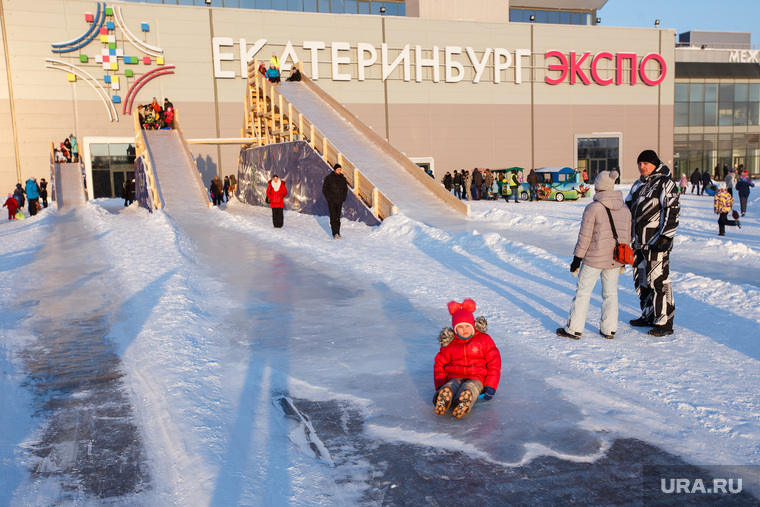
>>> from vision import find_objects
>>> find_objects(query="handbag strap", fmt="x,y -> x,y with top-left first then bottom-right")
603,206 -> 620,244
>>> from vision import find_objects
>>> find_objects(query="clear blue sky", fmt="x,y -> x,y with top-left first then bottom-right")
598,0 -> 758,44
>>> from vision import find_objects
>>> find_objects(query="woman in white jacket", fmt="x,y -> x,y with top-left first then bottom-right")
557,170 -> 631,340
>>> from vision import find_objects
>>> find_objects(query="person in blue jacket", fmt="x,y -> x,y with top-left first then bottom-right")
25,177 -> 40,216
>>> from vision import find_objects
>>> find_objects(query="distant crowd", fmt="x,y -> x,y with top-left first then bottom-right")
138,97 -> 175,130
208,175 -> 237,206
53,134 -> 78,163
4,176 -> 48,220
258,54 -> 302,85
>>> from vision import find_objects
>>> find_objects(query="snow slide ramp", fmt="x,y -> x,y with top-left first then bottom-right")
275,78 -> 467,224
54,162 -> 86,210
142,129 -> 211,211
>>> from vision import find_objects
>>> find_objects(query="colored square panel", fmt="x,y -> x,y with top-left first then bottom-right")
104,75 -> 111,83
100,27 -> 108,35
102,55 -> 110,62
112,82 -> 120,91
112,75 -> 119,83
100,35 -> 108,43
108,44 -> 116,51
85,12 -> 94,23
102,62 -> 110,70
125,69 -> 133,77
142,56 -> 151,65
116,49 -> 123,57
112,95 -> 121,104
107,35 -> 115,43
95,54 -> 103,63
79,54 -> 88,63
156,57 -> 164,65
67,73 -> 76,82
110,62 -> 118,70
141,23 -> 149,32
106,21 -> 114,30
105,7 -> 113,16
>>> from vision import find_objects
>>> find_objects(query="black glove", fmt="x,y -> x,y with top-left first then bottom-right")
652,236 -> 672,252
570,256 -> 582,273
483,386 -> 496,401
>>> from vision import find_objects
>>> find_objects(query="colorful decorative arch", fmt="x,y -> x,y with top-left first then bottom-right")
45,58 -> 118,122
113,6 -> 163,58
123,65 -> 176,115
51,2 -> 106,54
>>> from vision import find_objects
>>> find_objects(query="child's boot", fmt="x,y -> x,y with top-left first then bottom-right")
452,389 -> 473,418
435,386 -> 453,415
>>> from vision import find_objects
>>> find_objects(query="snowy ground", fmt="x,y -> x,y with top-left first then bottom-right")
1,188 -> 759,505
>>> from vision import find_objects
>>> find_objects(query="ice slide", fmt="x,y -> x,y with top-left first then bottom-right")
275,80 -> 467,228
141,129 -> 211,211
53,162 -> 87,209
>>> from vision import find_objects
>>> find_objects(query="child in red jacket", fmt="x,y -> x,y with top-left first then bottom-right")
433,299 -> 501,418
4,193 -> 19,220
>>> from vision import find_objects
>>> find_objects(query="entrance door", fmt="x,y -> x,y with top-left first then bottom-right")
577,137 -> 620,182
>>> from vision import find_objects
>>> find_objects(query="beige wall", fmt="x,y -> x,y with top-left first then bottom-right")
0,0 -> 674,193
405,0 -> 510,23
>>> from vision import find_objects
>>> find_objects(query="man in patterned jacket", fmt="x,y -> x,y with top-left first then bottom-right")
625,150 -> 680,337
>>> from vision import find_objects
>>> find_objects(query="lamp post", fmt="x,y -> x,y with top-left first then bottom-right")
380,5 -> 389,141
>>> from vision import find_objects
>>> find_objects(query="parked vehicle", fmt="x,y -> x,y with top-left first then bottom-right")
493,167 -> 530,198
534,167 -> 586,201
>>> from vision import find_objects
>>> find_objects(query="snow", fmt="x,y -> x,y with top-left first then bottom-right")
1,187 -> 759,504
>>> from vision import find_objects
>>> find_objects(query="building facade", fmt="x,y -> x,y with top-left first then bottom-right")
0,0 -> 673,196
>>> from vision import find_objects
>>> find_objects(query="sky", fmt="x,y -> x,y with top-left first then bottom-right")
598,0 -> 759,43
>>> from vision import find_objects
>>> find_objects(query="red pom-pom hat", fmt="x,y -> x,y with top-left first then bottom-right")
448,299 -> 476,338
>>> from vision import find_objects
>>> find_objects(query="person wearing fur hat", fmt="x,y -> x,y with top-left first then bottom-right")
625,149 -> 680,337
266,175 -> 287,228
433,299 -> 501,418
557,171 -> 631,340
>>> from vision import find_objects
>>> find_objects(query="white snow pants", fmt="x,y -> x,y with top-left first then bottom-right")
565,263 -> 620,336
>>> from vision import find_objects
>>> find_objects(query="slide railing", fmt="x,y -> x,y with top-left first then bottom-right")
133,109 -> 163,210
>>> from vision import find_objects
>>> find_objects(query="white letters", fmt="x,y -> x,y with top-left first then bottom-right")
382,43 -> 411,81
445,46 -> 464,83
357,42 -> 377,81
493,48 -> 512,84
415,45 -> 440,83
239,38 -> 267,78
212,37 -> 235,79
465,47 -> 491,84
331,42 -> 352,81
514,49 -> 531,84
303,41 -> 326,80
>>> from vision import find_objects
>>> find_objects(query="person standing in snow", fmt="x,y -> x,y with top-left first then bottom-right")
25,177 -> 39,216
266,174 -> 287,228
725,168 -> 737,197
4,193 -> 19,220
557,171 -> 631,340
625,150 -> 680,337
464,170 -> 472,200
322,163 -> 348,239
690,168 -> 702,195
39,178 -> 49,208
507,170 -> 521,203
433,299 -> 501,418
678,173 -> 688,195
713,186 -> 741,236
702,168 -> 712,195
735,168 -> 754,216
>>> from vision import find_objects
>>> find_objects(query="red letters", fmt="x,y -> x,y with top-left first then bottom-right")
569,52 -> 591,85
591,52 -> 613,85
639,53 -> 667,86
545,50 -> 568,85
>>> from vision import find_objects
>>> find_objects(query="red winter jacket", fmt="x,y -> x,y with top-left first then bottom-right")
266,180 -> 287,209
434,331 -> 501,391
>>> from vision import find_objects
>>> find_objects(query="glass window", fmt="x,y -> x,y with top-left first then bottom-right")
272,0 -> 287,9
288,0 -> 303,9
734,103 -> 748,126
675,83 -> 688,102
582,13 -> 591,25
560,11 -> 571,24
571,12 -> 580,25
330,0 -> 343,12
705,83 -> 718,102
317,0 -> 328,11
522,10 -> 535,22
719,83 -> 734,103
548,11 -> 559,23
704,102 -> 718,126
396,2 -> 404,15
304,0 -> 317,11
344,0 -> 356,13
735,83 -> 748,102
509,9 -> 523,22
719,104 -> 733,126
689,102 -> 704,126
535,10 -> 548,23
224,0 -> 239,6
177,0 -> 194,5
675,102 -> 689,127
749,102 -> 760,126
689,83 -> 704,102
357,0 -> 369,13
383,2 -> 397,15
750,84 -> 760,102
256,0 -> 271,8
